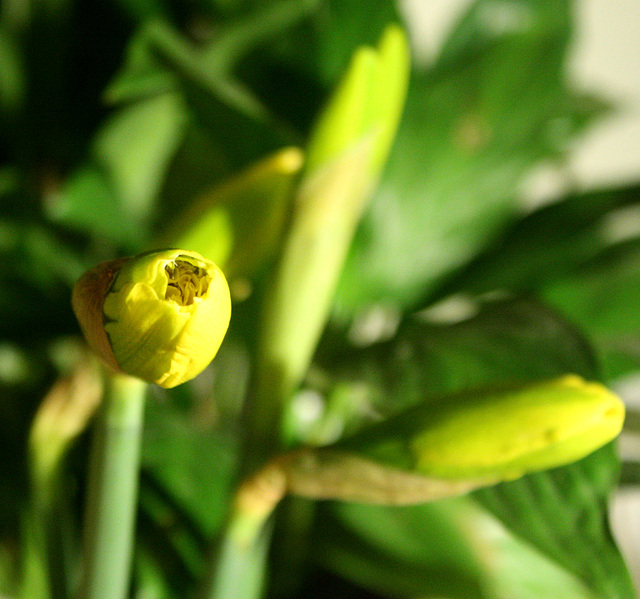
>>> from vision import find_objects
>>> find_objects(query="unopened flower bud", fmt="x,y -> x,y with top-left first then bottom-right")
72,249 -> 231,388
342,375 -> 625,482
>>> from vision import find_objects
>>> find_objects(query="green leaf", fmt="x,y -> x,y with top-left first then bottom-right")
197,0 -> 320,76
475,444 -> 636,599
93,93 -> 187,226
436,0 -> 571,67
105,22 -> 288,176
314,496 -> 599,599
107,0 -> 319,106
0,27 -> 24,115
235,0 -> 403,138
103,21 -> 177,105
334,0 -> 606,315
110,0 -> 171,23
313,297 -> 598,430
106,6 -> 314,176
48,166 -> 145,250
436,183 -> 640,299
418,183 -> 640,379
541,238 -> 640,378
48,93 -> 187,249
142,397 -> 238,538
314,500 -> 491,599
161,60 -> 291,176
265,0 -> 402,88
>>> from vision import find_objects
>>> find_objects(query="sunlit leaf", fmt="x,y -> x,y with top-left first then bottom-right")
437,184 -> 640,299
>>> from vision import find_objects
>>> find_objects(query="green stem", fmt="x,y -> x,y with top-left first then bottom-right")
208,510 -> 273,599
206,459 -> 287,599
81,373 -> 147,599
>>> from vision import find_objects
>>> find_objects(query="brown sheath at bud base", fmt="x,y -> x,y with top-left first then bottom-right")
71,257 -> 130,374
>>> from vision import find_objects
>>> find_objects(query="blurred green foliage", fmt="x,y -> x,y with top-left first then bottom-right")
1,0 -> 639,598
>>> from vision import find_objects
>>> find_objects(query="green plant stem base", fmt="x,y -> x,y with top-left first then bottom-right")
206,461 -> 287,599
80,373 -> 147,599
207,510 -> 274,599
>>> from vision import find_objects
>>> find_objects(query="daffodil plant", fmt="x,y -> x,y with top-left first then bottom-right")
39,13 -> 629,599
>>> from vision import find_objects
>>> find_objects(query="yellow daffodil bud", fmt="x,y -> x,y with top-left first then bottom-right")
72,249 -> 231,388
275,376 -> 625,505
344,375 -> 625,482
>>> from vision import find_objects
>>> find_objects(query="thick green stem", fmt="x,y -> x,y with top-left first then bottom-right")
244,26 -> 409,464
207,459 -> 287,599
81,373 -> 147,599
208,510 -> 273,599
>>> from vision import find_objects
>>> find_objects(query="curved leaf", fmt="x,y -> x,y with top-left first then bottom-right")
475,444 -> 636,599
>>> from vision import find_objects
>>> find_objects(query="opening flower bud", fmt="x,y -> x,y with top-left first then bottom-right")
72,249 -> 231,388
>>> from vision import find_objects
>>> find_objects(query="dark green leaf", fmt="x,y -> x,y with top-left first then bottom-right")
237,0 -> 402,135
306,0 -> 401,86
0,27 -> 24,116
197,0 -> 320,76
107,0 -> 319,105
475,444 -> 636,599
436,184 -> 640,299
103,22 -> 178,105
316,497 -> 599,599
314,499 -> 491,599
314,298 -> 597,433
47,166 -> 147,249
247,0 -> 401,88
541,237 -> 640,378
47,94 -> 186,250
106,24 -> 289,175
142,396 -> 238,538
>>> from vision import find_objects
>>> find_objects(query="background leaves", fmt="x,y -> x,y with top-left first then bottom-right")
333,0 -> 608,315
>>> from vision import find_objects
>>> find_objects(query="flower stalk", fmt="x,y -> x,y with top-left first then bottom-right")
81,373 -> 147,599
206,460 -> 288,599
